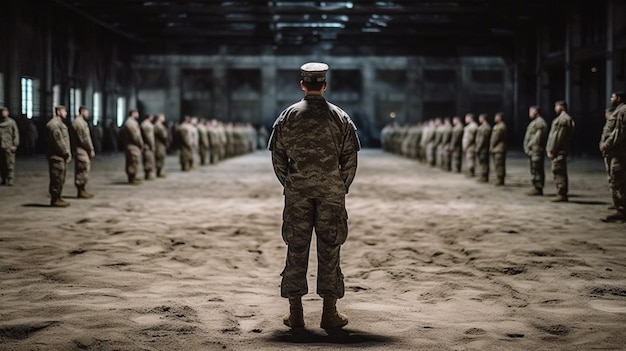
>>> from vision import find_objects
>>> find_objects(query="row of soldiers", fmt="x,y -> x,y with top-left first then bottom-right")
0,104 -> 259,207
381,112 -> 508,186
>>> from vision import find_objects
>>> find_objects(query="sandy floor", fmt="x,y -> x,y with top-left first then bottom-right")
0,149 -> 624,351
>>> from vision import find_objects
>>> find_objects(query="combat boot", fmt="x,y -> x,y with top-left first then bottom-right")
6,178 -> 14,186
145,172 -> 154,180
283,297 -> 304,329
550,194 -> 568,202
526,188 -> 543,196
320,298 -> 348,330
601,212 -> 626,223
77,186 -> 94,199
51,197 -> 70,207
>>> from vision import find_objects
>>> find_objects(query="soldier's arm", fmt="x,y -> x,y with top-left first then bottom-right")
80,124 -> 94,154
604,112 -> 626,151
340,122 -> 360,194
268,126 -> 288,187
13,120 -> 20,148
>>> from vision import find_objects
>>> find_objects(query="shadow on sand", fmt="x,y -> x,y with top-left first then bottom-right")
22,203 -> 54,208
267,328 -> 397,347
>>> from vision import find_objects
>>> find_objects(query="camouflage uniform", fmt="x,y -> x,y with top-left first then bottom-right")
141,118 -> 156,179
123,116 -> 144,183
600,102 -> 626,216
154,118 -> 168,177
0,113 -> 19,185
546,111 -> 575,198
475,120 -> 492,182
269,95 -> 360,299
462,120 -> 478,176
46,115 -> 71,202
523,115 -> 548,193
440,120 -> 452,171
490,120 -> 507,185
450,120 -> 463,173
71,116 -> 94,189
197,122 -> 209,165
178,120 -> 194,171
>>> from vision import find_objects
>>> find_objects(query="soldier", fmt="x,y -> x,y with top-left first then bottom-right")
178,116 -> 194,171
475,113 -> 492,183
46,106 -> 72,207
122,109 -> 144,184
441,117 -> 453,171
154,113 -> 168,178
450,116 -> 463,173
141,114 -> 156,180
489,112 -> 507,186
599,91 -> 626,222
269,62 -> 360,330
462,113 -> 478,177
196,118 -> 209,165
71,106 -> 95,198
0,107 -> 20,186
523,106 -> 548,195
546,100 -> 575,202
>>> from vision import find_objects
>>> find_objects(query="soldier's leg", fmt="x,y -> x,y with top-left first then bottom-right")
280,196 -> 315,298
478,151 -> 489,182
551,156 -> 568,200
7,150 -> 15,185
314,197 -> 347,299
494,152 -> 505,185
609,157 -> 626,215
75,150 -> 93,197
466,150 -> 475,177
144,150 -> 155,179
48,156 -> 68,206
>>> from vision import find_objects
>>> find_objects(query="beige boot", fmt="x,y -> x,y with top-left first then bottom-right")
77,185 -> 94,199
320,298 -> 348,329
51,197 -> 70,207
283,297 -> 304,329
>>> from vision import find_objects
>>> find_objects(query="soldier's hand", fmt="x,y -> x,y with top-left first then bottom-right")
90,151 -> 96,158
9,146 -> 17,153
66,155 -> 72,163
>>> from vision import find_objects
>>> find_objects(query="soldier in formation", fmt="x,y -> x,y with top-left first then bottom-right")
600,91 -> 626,222
141,114 -> 156,180
0,107 -> 19,186
269,62 -> 360,330
462,113 -> 478,177
154,113 -> 168,178
46,106 -> 72,207
523,106 -> 548,195
123,109 -> 144,184
71,106 -> 96,198
489,112 -> 507,186
546,100 -> 575,202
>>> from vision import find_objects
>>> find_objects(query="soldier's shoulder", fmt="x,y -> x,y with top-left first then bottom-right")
273,100 -> 305,127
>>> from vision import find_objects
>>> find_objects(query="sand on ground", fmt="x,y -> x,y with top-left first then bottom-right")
0,149 -> 625,351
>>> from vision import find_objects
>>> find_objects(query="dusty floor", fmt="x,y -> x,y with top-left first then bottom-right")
0,149 -> 624,351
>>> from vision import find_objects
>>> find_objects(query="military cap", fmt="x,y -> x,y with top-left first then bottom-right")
300,62 -> 329,83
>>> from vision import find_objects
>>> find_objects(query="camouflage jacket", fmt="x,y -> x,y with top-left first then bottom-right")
546,112 -> 575,157
123,118 -> 144,149
0,117 -> 19,149
490,121 -> 507,153
523,116 -> 548,156
140,120 -> 155,151
71,117 -> 94,154
462,122 -> 478,151
269,95 -> 360,197
475,122 -> 492,153
46,116 -> 71,158
600,103 -> 626,157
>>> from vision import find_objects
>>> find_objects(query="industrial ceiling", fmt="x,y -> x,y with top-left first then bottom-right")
56,0 -> 549,56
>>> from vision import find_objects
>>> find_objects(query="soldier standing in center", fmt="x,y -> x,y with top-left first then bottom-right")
475,113 -> 492,183
546,100 -> 575,202
462,113 -> 478,177
141,114 -> 156,180
123,109 -> 144,184
269,62 -> 360,331
71,106 -> 96,198
153,113 -> 168,178
523,106 -> 548,195
489,112 -> 507,186
46,106 -> 72,207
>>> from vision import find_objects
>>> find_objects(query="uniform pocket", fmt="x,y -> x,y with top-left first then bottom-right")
334,209 -> 348,245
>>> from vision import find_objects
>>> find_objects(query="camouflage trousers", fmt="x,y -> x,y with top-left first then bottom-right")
465,147 -> 476,176
477,149 -> 490,181
155,144 -> 167,175
426,143 -> 436,166
198,146 -> 208,165
280,195 -> 348,299
47,155 -> 67,200
74,148 -> 91,187
125,145 -> 141,180
142,148 -> 155,174
0,148 -> 16,182
551,155 -> 568,196
529,154 -> 545,190
210,147 -> 220,164
451,148 -> 462,173
492,152 -> 506,183
179,146 -> 193,171
442,149 -> 452,172
606,155 -> 626,214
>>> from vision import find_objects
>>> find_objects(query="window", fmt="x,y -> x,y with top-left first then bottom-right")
52,84 -> 61,110
21,77 -> 34,118
93,92 -> 102,126
116,97 -> 126,127
69,88 -> 82,120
